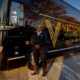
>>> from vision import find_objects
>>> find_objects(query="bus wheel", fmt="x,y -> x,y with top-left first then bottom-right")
28,52 -> 41,70
30,52 -> 35,66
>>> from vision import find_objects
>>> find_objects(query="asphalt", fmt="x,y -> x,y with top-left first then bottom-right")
0,51 -> 80,80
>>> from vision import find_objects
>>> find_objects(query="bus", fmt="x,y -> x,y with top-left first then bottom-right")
0,0 -> 80,70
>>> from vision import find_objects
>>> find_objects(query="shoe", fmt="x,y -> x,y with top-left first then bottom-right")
31,72 -> 39,75
42,73 -> 47,77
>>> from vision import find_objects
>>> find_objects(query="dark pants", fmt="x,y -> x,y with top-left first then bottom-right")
33,51 -> 47,74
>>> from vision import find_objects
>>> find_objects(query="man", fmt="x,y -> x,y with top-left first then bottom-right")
31,25 -> 48,76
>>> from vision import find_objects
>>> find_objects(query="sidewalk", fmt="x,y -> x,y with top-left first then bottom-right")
0,57 -> 64,80
0,52 -> 80,80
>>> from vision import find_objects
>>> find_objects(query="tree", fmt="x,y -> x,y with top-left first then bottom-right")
17,4 -> 23,12
62,15 -> 80,24
24,0 -> 67,18
17,0 -> 67,19
17,0 -> 68,28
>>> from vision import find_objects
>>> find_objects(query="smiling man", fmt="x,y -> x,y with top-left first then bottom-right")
31,25 -> 48,76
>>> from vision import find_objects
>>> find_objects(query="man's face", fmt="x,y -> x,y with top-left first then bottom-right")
37,25 -> 42,32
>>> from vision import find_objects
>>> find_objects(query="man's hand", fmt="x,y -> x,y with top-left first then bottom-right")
34,45 -> 40,49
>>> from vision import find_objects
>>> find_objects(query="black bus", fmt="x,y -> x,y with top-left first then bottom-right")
0,0 -> 80,70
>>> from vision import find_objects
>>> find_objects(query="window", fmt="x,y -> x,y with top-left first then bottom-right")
6,1 -> 24,27
0,0 -> 6,23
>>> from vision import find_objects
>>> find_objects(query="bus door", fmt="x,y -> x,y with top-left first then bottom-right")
0,29 -> 8,70
0,27 -> 28,70
6,27 -> 27,70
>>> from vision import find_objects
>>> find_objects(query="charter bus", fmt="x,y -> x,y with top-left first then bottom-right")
0,0 -> 80,70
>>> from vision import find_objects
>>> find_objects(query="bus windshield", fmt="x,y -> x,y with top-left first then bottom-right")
0,0 -> 6,24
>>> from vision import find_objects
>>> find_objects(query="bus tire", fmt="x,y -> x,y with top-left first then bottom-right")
28,52 -> 41,70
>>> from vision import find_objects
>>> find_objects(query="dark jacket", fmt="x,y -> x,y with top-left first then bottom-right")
31,31 -> 48,53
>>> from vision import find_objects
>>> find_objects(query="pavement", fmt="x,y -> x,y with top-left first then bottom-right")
0,51 -> 80,80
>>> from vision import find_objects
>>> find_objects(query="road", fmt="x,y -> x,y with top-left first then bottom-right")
0,51 -> 80,80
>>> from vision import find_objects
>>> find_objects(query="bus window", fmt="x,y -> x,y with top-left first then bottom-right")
0,0 -> 6,23
6,1 -> 24,27
39,14 -> 80,50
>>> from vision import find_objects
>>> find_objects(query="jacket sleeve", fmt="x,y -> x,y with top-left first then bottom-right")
30,33 -> 35,46
38,32 -> 48,47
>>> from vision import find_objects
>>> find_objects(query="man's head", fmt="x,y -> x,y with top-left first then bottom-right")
37,25 -> 42,32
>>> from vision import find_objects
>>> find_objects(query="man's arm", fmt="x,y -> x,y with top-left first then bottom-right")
38,32 -> 47,48
31,33 -> 40,49
30,34 -> 35,46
